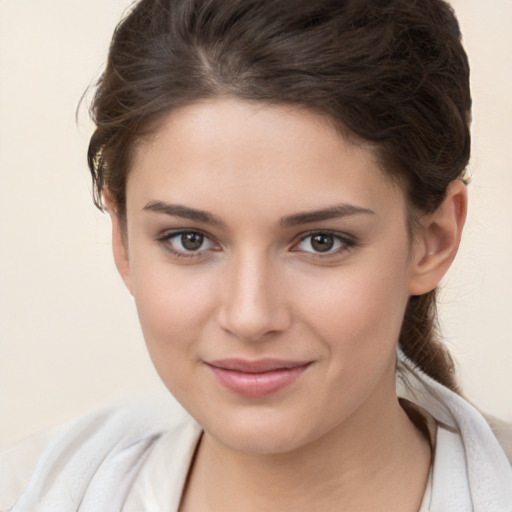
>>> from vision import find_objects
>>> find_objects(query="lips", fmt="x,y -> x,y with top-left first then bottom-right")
206,358 -> 312,397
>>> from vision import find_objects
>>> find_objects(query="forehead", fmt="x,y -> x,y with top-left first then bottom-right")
127,99 -> 405,220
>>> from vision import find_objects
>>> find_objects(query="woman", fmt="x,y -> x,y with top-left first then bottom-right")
1,0 -> 511,510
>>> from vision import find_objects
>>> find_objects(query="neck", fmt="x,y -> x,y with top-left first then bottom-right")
180,384 -> 431,512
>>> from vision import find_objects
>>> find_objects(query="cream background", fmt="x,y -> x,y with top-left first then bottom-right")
0,0 -> 511,449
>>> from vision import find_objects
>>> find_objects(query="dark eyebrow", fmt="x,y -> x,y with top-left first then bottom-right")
143,200 -> 225,227
143,200 -> 374,228
280,204 -> 375,227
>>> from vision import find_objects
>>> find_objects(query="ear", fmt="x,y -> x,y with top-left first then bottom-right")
408,180 -> 467,295
104,191 -> 133,295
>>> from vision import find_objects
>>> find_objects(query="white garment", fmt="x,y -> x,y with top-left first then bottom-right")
1,353 -> 511,512
396,354 -> 512,511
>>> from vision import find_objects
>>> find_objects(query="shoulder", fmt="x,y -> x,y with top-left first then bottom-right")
482,411 -> 512,464
0,397 -> 193,511
0,427 -> 59,511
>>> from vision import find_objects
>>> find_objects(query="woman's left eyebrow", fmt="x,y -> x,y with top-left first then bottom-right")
280,204 -> 375,226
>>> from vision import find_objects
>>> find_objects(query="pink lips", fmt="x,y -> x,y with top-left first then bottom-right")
206,358 -> 312,397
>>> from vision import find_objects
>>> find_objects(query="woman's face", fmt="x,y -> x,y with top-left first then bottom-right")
115,99 -> 424,454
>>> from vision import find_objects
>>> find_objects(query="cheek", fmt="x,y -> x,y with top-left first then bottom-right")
129,257 -> 217,377
290,264 -> 410,425
298,258 -> 411,368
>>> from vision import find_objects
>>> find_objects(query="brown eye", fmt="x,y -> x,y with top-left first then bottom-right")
310,234 -> 334,252
181,232 -> 204,251
293,231 -> 354,257
159,230 -> 216,257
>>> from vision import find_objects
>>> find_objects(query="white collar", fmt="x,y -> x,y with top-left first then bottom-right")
397,351 -> 512,511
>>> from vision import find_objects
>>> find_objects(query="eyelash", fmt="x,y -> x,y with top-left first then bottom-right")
157,229 -> 218,259
156,229 -> 356,259
291,230 -> 356,259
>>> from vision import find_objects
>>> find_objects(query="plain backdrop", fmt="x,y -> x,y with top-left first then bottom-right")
0,0 -> 511,449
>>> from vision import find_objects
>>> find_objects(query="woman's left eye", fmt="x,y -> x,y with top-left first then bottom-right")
292,232 -> 354,255
158,230 -> 216,257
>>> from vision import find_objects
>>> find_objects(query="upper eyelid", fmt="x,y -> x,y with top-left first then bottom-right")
156,229 -> 218,259
294,229 -> 355,243
157,228 -> 214,241
156,228 -> 352,239
290,230 -> 357,255
156,229 -> 217,249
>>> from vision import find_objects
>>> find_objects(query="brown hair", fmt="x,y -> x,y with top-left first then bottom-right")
88,0 -> 471,392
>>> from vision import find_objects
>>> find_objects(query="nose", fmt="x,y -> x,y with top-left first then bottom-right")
216,251 -> 292,342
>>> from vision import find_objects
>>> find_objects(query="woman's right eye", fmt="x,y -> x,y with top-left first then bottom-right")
158,230 -> 217,258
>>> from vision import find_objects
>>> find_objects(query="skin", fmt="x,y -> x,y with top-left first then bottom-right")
107,99 -> 467,511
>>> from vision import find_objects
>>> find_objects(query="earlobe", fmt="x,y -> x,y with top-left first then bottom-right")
104,192 -> 133,295
408,180 -> 467,296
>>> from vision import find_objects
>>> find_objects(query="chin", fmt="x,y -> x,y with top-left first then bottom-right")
212,427 -> 307,455
200,406 -> 323,455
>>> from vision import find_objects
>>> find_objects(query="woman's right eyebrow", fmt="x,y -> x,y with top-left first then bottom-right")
143,200 -> 226,227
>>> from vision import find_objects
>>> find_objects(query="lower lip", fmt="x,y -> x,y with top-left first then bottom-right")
206,363 -> 311,398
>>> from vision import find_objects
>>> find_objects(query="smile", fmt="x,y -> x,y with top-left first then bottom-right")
205,359 -> 313,397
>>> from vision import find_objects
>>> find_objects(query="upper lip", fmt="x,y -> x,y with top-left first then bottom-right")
206,358 -> 312,373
